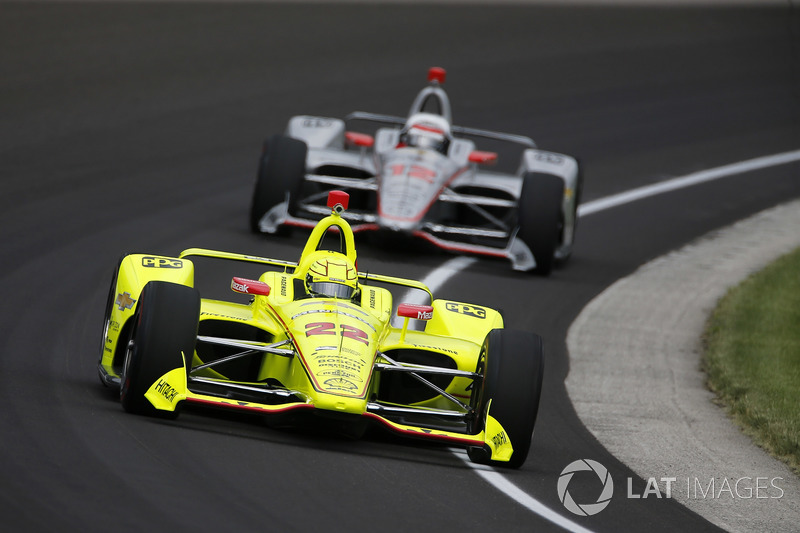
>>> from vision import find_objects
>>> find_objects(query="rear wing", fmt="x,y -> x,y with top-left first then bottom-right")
345,111 -> 536,149
178,248 -> 433,301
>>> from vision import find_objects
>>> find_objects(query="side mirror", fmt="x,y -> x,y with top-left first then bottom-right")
231,277 -> 271,296
397,304 -> 434,342
468,150 -> 498,165
345,131 -> 375,148
397,303 -> 433,320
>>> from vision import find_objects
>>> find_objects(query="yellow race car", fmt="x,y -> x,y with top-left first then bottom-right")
98,191 -> 544,468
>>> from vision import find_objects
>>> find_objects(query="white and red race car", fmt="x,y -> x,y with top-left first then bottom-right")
250,67 -> 582,274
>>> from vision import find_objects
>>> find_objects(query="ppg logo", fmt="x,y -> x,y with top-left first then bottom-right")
445,302 -> 486,319
535,151 -> 565,165
142,256 -> 183,269
557,459 -> 614,516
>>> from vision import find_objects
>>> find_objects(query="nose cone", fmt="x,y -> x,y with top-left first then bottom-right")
313,392 -> 369,415
377,166 -> 431,231
377,215 -> 421,233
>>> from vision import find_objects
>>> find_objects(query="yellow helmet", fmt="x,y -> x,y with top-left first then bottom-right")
305,256 -> 359,299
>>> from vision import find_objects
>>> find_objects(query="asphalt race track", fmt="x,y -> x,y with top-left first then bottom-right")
1,2 -> 799,532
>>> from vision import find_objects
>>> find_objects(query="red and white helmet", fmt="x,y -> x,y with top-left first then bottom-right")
400,113 -> 451,154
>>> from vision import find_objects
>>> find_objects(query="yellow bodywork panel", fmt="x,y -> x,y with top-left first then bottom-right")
484,401 -> 514,462
424,299 -> 504,346
100,254 -> 195,375
144,366 -> 188,412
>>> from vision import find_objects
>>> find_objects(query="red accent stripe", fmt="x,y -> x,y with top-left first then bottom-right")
350,223 -> 381,233
364,412 -> 483,447
284,219 -> 316,229
411,231 -> 508,258
186,399 -> 482,447
409,124 -> 445,135
185,397 -> 314,415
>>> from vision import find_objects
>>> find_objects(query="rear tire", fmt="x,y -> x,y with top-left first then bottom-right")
555,160 -> 584,266
468,329 -> 545,469
249,135 -> 308,234
120,281 -> 200,417
517,173 -> 564,276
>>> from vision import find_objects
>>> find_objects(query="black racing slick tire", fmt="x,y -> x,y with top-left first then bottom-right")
98,253 -> 127,388
468,329 -> 545,469
249,134 -> 308,234
120,281 -> 200,417
555,160 -> 584,267
517,173 -> 564,276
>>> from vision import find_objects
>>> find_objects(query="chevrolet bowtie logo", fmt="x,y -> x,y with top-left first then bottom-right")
116,292 -> 136,311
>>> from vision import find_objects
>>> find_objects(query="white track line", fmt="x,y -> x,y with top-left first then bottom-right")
451,448 -> 597,533
577,149 -> 800,217
405,147 -> 800,533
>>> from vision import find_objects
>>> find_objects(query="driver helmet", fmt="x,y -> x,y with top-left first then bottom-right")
305,256 -> 359,300
400,113 -> 451,154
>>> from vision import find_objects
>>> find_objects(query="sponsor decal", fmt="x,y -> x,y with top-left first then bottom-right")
231,277 -> 270,296
154,379 -> 179,402
231,280 -> 248,293
280,275 -> 288,297
115,292 -> 136,311
200,311 -> 247,321
320,346 -> 361,357
142,256 -> 183,269
313,354 -> 365,376
319,369 -> 363,382
323,377 -> 358,391
389,163 -> 437,183
302,118 -> 334,128
417,310 -> 433,320
445,302 -> 486,319
491,429 -> 508,447
411,344 -> 459,356
369,289 -> 376,309
535,152 -> 565,166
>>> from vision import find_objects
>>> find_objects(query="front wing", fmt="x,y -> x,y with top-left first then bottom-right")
144,366 -> 514,463
259,174 -> 536,271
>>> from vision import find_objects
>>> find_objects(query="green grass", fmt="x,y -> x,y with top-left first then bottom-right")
703,246 -> 800,474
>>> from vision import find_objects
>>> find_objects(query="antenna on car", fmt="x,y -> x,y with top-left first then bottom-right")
327,190 -> 349,215
427,67 -> 446,85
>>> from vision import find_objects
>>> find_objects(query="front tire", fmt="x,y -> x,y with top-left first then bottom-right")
249,134 -> 308,234
120,281 -> 200,417
468,329 -> 545,469
517,173 -> 564,276
98,253 -> 127,387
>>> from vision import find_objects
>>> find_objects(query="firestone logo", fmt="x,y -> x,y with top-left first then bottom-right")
557,459 -> 614,516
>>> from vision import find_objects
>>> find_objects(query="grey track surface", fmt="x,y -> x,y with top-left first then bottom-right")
567,200 -> 800,532
1,2 -> 799,532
